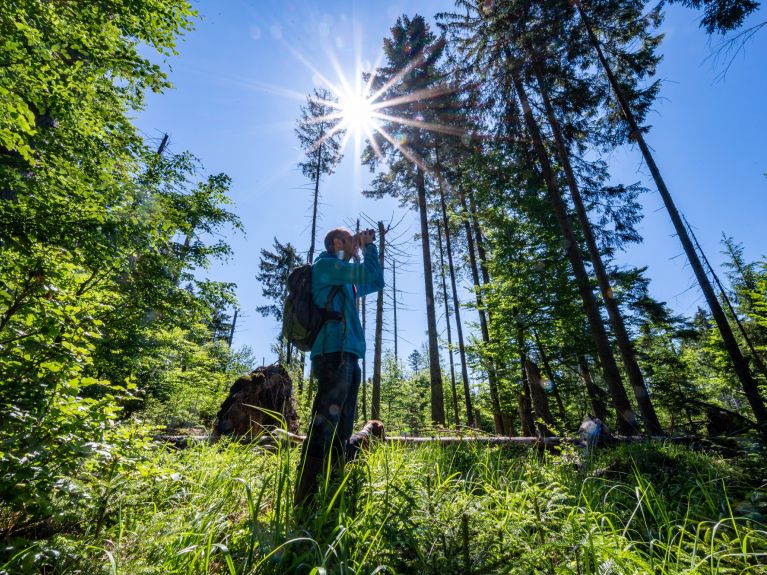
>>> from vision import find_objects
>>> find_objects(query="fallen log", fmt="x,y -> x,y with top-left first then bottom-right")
153,432 -> 598,448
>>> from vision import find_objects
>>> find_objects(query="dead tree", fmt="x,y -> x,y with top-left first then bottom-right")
371,221 -> 386,420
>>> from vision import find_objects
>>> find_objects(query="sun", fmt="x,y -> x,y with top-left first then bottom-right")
338,90 -> 375,135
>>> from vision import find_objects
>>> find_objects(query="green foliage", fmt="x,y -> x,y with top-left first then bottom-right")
255,238 -> 303,322
665,0 -> 761,34
379,351 -> 430,434
0,0 -> 250,539
3,441 -> 765,574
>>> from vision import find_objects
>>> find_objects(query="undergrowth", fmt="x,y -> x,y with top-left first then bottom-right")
2,440 -> 766,574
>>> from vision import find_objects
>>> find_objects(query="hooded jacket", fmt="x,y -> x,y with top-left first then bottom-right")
310,243 -> 385,359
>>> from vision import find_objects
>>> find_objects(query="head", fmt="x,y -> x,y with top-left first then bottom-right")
324,228 -> 355,261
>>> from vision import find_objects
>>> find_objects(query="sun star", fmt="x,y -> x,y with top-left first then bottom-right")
339,91 -> 375,135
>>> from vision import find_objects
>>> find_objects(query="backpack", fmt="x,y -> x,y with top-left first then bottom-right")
282,264 -> 343,352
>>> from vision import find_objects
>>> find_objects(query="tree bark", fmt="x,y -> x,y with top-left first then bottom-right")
518,375 -> 536,437
437,172 -> 474,426
531,59 -> 662,435
416,161 -> 446,425
532,330 -> 570,429
524,359 -> 556,437
308,140 -> 323,265
459,188 -> 503,434
437,219 -> 460,427
578,354 -> 608,422
575,0 -> 767,430
510,64 -> 637,434
392,259 -> 398,361
362,294 -> 367,421
372,221 -> 386,421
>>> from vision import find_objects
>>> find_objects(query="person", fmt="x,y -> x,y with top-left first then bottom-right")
294,227 -> 385,507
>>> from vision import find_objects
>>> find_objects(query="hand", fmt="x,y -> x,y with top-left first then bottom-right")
354,229 -> 376,248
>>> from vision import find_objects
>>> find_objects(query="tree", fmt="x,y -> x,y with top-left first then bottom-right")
574,0 -> 767,429
255,238 -> 302,362
364,15 -> 448,424
664,0 -> 761,34
524,24 -> 662,434
295,88 -> 345,264
371,221 -> 386,420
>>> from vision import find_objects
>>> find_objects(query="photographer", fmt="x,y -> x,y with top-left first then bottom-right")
294,227 -> 384,507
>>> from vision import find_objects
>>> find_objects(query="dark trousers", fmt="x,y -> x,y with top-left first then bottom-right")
301,352 -> 361,462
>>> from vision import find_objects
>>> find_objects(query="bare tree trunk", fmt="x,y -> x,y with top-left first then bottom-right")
435,167 -> 474,426
509,65 -> 636,435
532,59 -> 662,436
416,162 -> 445,425
307,140 -> 323,265
576,1 -> 767,429
525,359 -> 556,437
578,354 -> 608,422
227,308 -> 237,347
362,294 -> 367,421
437,220 -> 460,427
393,259 -> 398,362
372,221 -> 386,421
459,188 -> 503,434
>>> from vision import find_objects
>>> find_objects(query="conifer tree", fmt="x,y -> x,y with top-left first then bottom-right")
255,238 -> 302,362
574,0 -> 767,428
295,88 -> 345,264
364,15 -> 448,424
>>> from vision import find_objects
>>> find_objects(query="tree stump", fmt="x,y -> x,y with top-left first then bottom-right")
214,364 -> 300,437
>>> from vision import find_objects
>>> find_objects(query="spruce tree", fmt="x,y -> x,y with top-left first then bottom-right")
295,88 -> 345,264
363,15 -> 447,424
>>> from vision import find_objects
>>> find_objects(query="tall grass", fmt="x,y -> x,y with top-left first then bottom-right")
2,440 -> 765,574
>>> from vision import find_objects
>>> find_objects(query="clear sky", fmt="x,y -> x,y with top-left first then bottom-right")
135,0 -> 766,370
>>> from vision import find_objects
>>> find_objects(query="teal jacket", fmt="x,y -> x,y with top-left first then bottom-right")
311,244 -> 385,359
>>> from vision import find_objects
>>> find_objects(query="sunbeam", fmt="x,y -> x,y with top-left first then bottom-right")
268,23 -> 467,181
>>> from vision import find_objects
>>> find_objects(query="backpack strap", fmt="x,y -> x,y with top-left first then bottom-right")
322,285 -> 344,322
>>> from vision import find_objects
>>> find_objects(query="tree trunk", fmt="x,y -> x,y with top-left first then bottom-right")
308,141 -> 323,265
524,359 -> 556,437
393,259 -> 398,361
437,220 -> 460,427
416,162 -> 445,425
227,308 -> 237,347
371,221 -> 386,421
576,0 -> 767,429
686,216 -> 767,382
532,330 -> 570,429
517,327 -> 534,436
436,171 -> 474,426
578,354 -> 608,422
467,190 -> 491,289
459,188 -> 503,434
509,65 -> 637,435
518,372 -> 535,437
362,294 -> 367,420
531,60 -> 662,436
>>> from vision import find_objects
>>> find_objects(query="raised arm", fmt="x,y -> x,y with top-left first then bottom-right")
315,243 -> 384,289
355,244 -> 385,298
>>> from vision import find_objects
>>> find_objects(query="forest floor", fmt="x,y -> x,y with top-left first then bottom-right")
3,439 -> 767,574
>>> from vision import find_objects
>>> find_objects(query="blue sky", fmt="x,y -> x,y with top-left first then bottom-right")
135,0 -> 766,369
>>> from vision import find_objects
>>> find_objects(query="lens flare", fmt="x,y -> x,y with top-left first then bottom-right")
339,91 -> 375,134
